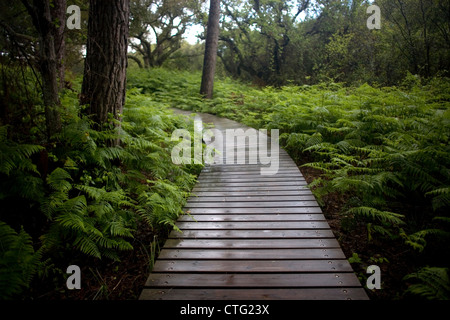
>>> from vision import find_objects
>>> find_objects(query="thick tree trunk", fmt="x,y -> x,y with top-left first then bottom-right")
200,0 -> 220,99
80,0 -> 130,130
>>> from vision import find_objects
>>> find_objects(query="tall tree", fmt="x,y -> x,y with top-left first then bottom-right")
200,0 -> 220,99
80,0 -> 130,131
20,0 -> 66,139
129,0 -> 200,68
218,0 -> 310,85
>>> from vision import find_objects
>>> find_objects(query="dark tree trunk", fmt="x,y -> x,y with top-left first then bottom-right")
80,0 -> 130,130
51,0 -> 66,90
200,0 -> 220,99
22,0 -> 65,139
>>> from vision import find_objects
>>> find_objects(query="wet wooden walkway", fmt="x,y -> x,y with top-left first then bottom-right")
139,111 -> 368,300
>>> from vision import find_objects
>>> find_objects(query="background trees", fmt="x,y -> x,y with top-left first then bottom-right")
129,0 -> 201,68
124,0 -> 450,87
212,0 -> 450,86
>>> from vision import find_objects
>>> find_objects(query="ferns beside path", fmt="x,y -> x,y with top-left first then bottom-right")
0,89 -> 200,299
125,68 -> 450,299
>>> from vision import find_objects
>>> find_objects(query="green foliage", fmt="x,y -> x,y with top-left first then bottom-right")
0,222 -> 43,299
348,252 -> 363,264
216,0 -> 450,86
404,267 -> 450,300
38,91 -> 197,261
0,78 -> 200,297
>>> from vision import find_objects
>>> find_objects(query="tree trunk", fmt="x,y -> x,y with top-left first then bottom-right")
200,0 -> 220,99
22,0 -> 65,139
80,0 -> 130,130
51,0 -> 66,90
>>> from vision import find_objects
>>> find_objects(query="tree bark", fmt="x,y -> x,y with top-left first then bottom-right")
80,0 -> 130,130
200,0 -> 220,99
51,0 -> 66,90
22,0 -> 65,139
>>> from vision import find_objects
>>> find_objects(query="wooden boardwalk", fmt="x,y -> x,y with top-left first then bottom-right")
139,111 -> 368,300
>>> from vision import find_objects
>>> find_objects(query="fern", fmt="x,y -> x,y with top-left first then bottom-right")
404,267 -> 450,300
0,221 -> 43,299
0,126 -> 44,176
426,187 -> 450,211
346,206 -> 405,226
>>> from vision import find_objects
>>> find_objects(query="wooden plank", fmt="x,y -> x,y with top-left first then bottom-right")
209,160 -> 287,165
145,273 -> 362,288
163,238 -> 340,249
199,171 -> 300,176
190,190 -> 313,196
212,151 -> 292,155
152,259 -> 353,273
200,170 -> 301,174
195,182 -> 308,188
202,166 -> 296,173
184,201 -> 319,208
169,229 -> 335,239
178,214 -> 326,222
193,183 -> 309,189
187,195 -> 315,202
192,186 -> 310,192
139,288 -> 369,300
175,221 -> 330,230
157,248 -> 345,260
184,207 -> 323,214
197,177 -> 306,183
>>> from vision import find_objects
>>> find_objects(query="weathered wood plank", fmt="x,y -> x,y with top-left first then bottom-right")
152,259 -> 353,273
178,214 -> 326,222
139,288 -> 369,300
184,207 -> 323,214
169,229 -> 335,239
184,201 -> 319,208
175,221 -> 330,229
197,177 -> 306,184
192,186 -> 310,192
187,195 -> 315,202
190,190 -> 313,196
201,166 -> 295,173
199,171 -> 301,177
157,248 -> 346,260
194,182 -> 309,188
145,273 -> 361,288
163,238 -> 340,249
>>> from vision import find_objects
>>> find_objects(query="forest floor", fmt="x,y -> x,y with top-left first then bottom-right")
30,219 -> 155,300
299,165 -> 416,300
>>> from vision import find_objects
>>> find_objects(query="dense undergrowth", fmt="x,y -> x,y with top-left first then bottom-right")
128,67 -> 450,300
0,71 -> 202,299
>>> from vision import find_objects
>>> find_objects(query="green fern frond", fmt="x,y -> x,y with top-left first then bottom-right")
346,206 -> 405,226
47,167 -> 72,192
426,187 -> 450,210
0,133 -> 43,176
73,235 -> 102,259
402,228 -> 450,252
404,267 -> 450,300
0,222 -> 42,299
433,216 -> 450,224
